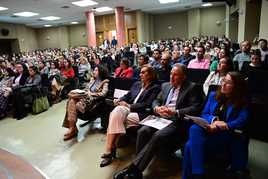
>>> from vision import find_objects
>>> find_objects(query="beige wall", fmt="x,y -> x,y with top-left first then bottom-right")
68,24 -> 87,47
259,0 -> 268,40
136,11 -> 154,42
200,6 -> 226,37
37,26 -> 69,49
0,23 -> 38,52
153,11 -> 188,40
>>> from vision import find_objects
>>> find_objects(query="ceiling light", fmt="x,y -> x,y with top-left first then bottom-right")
202,3 -> 213,7
95,7 -> 113,12
70,21 -> 79,24
72,0 -> 98,7
44,25 -> 52,27
13,11 -> 39,17
40,16 -> 61,21
0,6 -> 8,11
158,0 -> 179,4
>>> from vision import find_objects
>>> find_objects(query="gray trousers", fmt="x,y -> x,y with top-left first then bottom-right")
133,122 -> 187,171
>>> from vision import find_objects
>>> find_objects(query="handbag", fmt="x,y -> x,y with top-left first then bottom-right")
32,96 -> 50,114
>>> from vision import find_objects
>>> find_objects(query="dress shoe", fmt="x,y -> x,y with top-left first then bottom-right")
63,129 -> 78,141
101,148 -> 116,159
113,165 -> 143,179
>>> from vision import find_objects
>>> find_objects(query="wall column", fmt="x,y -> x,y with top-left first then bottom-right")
225,4 -> 230,38
85,11 -> 96,47
115,7 -> 126,47
259,0 -> 268,40
187,8 -> 200,38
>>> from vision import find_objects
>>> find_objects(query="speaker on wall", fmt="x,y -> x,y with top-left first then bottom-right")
1,28 -> 10,36
202,0 -> 236,6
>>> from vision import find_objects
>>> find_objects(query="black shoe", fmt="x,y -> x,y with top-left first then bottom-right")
113,165 -> 143,179
101,148 -> 116,159
100,157 -> 113,167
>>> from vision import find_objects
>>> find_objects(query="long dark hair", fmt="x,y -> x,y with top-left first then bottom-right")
96,64 -> 109,80
216,71 -> 248,109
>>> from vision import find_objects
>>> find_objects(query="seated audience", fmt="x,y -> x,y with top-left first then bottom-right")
113,64 -> 204,179
210,48 -> 230,72
241,49 -> 265,77
62,65 -> 109,141
0,68 -> 15,118
149,49 -> 162,69
156,52 -> 172,83
78,57 -> 91,85
233,41 -> 251,71
188,46 -> 210,69
13,65 -> 41,120
258,39 -> 268,65
100,65 -> 160,167
178,46 -> 195,66
114,58 -> 134,79
132,54 -> 149,80
203,57 -> 233,95
183,72 -> 249,179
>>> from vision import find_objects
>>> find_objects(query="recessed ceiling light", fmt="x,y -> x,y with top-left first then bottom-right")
202,3 -> 213,7
0,6 -> 8,11
44,25 -> 52,27
70,21 -> 79,24
72,0 -> 98,7
40,16 -> 61,21
158,0 -> 179,4
95,7 -> 113,12
13,11 -> 39,17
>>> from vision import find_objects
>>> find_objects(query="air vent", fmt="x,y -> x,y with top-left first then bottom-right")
61,5 -> 70,9
10,15 -> 18,18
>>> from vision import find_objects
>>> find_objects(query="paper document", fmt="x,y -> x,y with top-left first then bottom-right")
113,89 -> 129,99
139,115 -> 173,130
71,89 -> 86,94
184,114 -> 210,129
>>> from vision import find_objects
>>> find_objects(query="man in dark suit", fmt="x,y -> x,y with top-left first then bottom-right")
113,63 -> 204,179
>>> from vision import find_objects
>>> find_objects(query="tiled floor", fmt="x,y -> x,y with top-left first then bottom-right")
0,101 -> 268,179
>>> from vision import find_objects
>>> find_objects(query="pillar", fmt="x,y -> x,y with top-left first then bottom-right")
115,7 -> 126,47
85,11 -> 96,47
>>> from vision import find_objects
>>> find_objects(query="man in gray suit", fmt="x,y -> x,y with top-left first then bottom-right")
113,63 -> 204,179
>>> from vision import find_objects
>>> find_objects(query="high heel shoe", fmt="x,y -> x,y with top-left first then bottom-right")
63,128 -> 78,141
101,148 -> 116,159
100,148 -> 117,167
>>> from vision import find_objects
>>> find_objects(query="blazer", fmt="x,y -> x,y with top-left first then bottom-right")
13,73 -> 28,86
85,78 -> 109,98
201,91 -> 249,130
120,81 -> 160,120
152,80 -> 204,122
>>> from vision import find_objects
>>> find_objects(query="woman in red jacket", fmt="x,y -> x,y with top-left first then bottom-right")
114,58 -> 134,79
61,59 -> 75,79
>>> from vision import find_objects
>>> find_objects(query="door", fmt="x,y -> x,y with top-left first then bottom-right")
96,32 -> 104,47
128,28 -> 137,44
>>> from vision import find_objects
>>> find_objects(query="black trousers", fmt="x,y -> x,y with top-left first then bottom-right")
133,121 -> 189,171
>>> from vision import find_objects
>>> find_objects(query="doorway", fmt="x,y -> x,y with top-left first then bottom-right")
127,28 -> 137,44
0,39 -> 20,55
96,32 -> 104,47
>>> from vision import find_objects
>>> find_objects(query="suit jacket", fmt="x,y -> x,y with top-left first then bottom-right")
152,80 -> 204,122
201,91 -> 249,130
120,81 -> 160,120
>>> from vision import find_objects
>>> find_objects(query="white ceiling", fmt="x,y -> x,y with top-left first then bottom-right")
0,0 -> 224,28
